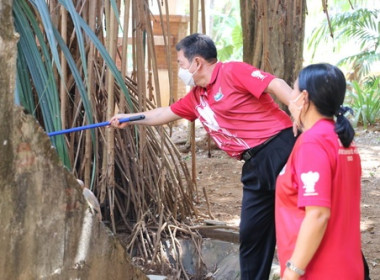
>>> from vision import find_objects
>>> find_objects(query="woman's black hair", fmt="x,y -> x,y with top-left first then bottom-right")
298,63 -> 355,147
175,33 -> 217,63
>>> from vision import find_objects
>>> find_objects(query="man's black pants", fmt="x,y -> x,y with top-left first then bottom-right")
239,128 -> 295,280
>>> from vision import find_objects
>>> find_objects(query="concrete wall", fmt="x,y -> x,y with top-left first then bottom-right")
0,107 -> 149,280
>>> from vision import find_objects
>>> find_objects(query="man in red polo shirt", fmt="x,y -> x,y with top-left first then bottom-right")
110,33 -> 296,279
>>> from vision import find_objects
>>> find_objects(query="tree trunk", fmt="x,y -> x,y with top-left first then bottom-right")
0,0 -> 18,184
240,0 -> 306,86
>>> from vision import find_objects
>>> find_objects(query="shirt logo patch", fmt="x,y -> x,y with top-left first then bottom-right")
251,70 -> 266,80
301,171 -> 319,196
214,89 -> 224,102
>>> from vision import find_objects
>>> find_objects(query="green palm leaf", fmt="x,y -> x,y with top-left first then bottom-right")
15,47 -> 34,112
14,0 -> 71,167
308,8 -> 379,76
14,0 -> 135,169
29,0 -> 62,75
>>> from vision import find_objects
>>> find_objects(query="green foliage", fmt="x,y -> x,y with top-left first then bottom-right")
13,0 -> 134,170
14,0 -> 70,167
307,7 -> 380,78
345,76 -> 380,128
334,8 -> 380,77
307,4 -> 379,128
217,24 -> 243,62
210,0 -> 242,61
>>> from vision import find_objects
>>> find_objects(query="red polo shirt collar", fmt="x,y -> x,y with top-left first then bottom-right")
204,62 -> 222,93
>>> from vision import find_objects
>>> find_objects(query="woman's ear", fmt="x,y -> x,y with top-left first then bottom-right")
301,90 -> 309,104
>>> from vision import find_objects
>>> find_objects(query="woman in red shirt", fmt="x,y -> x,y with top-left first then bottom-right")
275,63 -> 370,279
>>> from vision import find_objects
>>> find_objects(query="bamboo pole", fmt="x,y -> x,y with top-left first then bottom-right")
120,0 -> 131,112
145,6 -> 167,262
201,0 -> 206,33
157,0 -> 174,103
104,0 -> 119,233
100,0 -> 110,203
59,5 -> 68,133
189,0 -> 199,200
84,0 -> 98,190
134,0 -> 148,197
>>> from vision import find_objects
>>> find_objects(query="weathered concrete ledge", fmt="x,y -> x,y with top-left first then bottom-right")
0,108 -> 147,280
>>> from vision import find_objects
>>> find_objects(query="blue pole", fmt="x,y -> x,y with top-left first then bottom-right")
47,115 -> 145,137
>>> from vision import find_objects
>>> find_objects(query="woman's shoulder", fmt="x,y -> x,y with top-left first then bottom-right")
298,120 -> 336,147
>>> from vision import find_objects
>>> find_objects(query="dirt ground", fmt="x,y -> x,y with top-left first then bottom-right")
171,121 -> 380,279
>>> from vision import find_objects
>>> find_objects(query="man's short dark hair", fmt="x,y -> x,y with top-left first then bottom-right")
175,33 -> 217,63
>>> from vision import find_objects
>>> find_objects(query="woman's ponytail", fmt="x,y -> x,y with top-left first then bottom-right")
334,106 -> 355,148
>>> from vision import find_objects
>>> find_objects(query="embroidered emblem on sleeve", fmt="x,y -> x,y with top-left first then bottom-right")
301,171 -> 319,196
251,70 -> 266,80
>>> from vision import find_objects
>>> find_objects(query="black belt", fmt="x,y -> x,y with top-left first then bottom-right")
241,134 -> 278,161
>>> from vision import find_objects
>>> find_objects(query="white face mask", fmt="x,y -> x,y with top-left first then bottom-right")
178,60 -> 198,87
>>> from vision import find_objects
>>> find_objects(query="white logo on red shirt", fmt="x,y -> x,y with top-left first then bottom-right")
195,96 -> 249,152
251,70 -> 266,80
301,171 -> 319,196
214,88 -> 224,102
